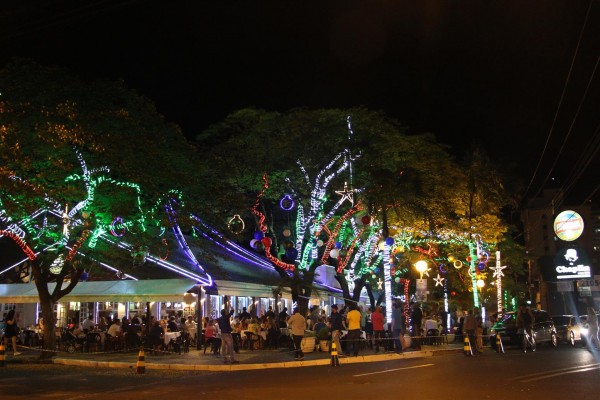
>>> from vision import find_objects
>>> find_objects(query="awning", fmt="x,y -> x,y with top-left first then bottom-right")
213,280 -> 281,298
0,279 -> 199,303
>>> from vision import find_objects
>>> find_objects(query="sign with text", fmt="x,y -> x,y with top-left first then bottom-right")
416,278 -> 427,302
554,246 -> 592,280
554,210 -> 584,241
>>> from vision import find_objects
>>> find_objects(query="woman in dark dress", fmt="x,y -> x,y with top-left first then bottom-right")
3,309 -> 20,356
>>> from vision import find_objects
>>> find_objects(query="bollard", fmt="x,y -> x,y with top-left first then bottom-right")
495,333 -> 505,354
463,336 -> 473,356
136,346 -> 145,374
0,344 -> 5,367
330,341 -> 340,367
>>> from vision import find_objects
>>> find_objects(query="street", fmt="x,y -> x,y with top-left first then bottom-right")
1,345 -> 599,399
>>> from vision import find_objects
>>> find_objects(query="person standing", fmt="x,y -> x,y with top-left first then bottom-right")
586,307 -> 599,349
371,306 -> 385,353
3,310 -> 20,356
462,309 -> 477,353
346,304 -> 362,357
410,302 -> 423,350
287,309 -> 307,360
330,304 -> 345,356
217,308 -> 239,364
392,302 -> 405,353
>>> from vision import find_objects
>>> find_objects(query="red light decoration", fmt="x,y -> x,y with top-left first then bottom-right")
321,201 -> 362,266
66,229 -> 90,261
159,238 -> 169,261
251,174 -> 295,271
0,230 -> 36,260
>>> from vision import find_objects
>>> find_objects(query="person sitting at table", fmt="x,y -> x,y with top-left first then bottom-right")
98,317 -> 108,332
264,316 -> 279,349
147,321 -> 164,355
203,319 -> 217,355
167,316 -> 178,332
81,315 -> 95,333
185,316 -> 197,338
107,319 -> 124,349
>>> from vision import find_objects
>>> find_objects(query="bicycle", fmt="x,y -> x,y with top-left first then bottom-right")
520,327 -> 536,353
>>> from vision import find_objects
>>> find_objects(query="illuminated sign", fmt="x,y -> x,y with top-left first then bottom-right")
554,246 -> 592,280
554,210 -> 584,241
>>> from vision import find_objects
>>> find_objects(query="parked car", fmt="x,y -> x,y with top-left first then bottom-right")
579,314 -> 600,348
552,315 -> 584,346
490,310 -> 558,349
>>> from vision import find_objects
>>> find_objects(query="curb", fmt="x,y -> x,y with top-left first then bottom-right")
52,348 -> 463,371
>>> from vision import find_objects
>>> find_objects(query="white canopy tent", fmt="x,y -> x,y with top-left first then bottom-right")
0,279 -> 199,304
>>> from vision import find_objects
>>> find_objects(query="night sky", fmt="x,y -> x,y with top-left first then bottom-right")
1,0 -> 599,204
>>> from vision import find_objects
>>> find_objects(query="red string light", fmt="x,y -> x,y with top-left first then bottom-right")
251,174 -> 295,271
0,230 -> 36,260
66,230 -> 90,261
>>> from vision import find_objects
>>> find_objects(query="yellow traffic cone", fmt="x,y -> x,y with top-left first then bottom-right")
463,336 -> 473,356
136,346 -> 145,374
495,333 -> 505,354
0,344 -> 5,367
330,341 -> 340,366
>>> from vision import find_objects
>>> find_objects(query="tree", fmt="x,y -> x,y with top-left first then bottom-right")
197,108 -> 481,314
0,59 -> 202,357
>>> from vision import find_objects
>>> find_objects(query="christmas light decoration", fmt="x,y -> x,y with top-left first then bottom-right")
279,194 -> 295,211
227,214 -> 245,234
0,229 -> 37,260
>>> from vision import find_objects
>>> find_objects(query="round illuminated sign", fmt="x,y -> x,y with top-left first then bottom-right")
554,210 -> 584,241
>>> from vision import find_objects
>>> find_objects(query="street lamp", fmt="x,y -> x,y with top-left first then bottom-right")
477,279 -> 485,291
415,260 -> 428,279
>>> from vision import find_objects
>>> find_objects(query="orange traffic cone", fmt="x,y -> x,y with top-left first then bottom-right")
330,341 -> 340,366
463,336 -> 473,356
495,333 -> 505,354
136,346 -> 145,374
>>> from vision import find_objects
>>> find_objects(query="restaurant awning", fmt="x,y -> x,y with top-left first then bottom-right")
0,279 -> 199,303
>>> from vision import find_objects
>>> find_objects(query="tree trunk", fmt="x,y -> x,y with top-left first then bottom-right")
37,289 -> 57,359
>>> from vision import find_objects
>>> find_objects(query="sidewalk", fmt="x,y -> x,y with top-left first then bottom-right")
5,343 -> 463,371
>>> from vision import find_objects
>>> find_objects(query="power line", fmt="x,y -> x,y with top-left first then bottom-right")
522,0 -> 595,201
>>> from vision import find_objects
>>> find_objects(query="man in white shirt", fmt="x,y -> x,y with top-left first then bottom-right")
82,316 -> 95,332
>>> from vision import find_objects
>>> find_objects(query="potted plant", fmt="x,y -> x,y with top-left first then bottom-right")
301,330 -> 316,353
317,327 -> 330,352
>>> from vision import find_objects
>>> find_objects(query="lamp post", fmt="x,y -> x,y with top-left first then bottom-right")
414,260 -> 428,303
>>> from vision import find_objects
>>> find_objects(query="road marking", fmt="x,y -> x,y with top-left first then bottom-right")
353,363 -> 434,377
520,366 -> 600,382
507,363 -> 600,382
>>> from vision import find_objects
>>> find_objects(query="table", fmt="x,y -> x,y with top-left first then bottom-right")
163,331 -> 181,345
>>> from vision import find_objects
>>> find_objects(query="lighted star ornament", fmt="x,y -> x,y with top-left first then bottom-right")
491,264 -> 507,278
434,274 -> 445,287
377,278 -> 384,290
335,181 -> 357,205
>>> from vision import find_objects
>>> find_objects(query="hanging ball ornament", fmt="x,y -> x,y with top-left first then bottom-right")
250,239 -> 257,248
395,277 -> 401,283
466,256 -> 472,262
261,237 -> 272,247
284,240 -> 294,249
335,241 -> 342,249
286,247 -> 298,260
316,239 -> 324,247
279,194 -> 295,211
361,215 -> 371,225
385,237 -> 395,246
253,231 -> 265,240
372,274 -> 377,279
282,228 -> 291,237
477,262 -> 486,271
253,241 -> 265,252
448,255 -> 455,262
330,249 -> 339,259
227,214 -> 245,235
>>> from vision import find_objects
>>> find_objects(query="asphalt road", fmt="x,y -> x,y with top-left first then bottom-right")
2,345 -> 599,400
